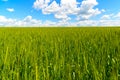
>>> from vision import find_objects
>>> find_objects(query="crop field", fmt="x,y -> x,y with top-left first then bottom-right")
0,27 -> 120,80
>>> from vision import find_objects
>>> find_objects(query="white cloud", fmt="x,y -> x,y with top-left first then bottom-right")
101,12 -> 120,20
33,0 -> 102,21
101,15 -> 111,20
23,16 -> 42,26
33,0 -> 50,9
55,12 -> 69,19
77,0 -> 101,20
66,20 -> 120,26
6,8 -> 15,12
114,12 -> 120,19
2,11 -> 120,26
0,15 -> 42,26
60,0 -> 79,14
101,9 -> 106,12
42,1 -> 60,14
43,20 -> 56,26
1,15 -> 120,26
98,20 -> 120,26
0,16 -> 17,26
42,19 -> 120,26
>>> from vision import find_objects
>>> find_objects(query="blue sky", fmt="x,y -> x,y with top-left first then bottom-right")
0,0 -> 120,26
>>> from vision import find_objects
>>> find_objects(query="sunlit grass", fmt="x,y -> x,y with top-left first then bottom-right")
0,27 -> 119,80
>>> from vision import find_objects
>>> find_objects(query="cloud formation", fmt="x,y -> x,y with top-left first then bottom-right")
101,15 -> 111,20
33,0 -> 102,21
114,12 -> 120,19
77,0 -> 101,20
1,11 -> 120,26
0,15 -> 41,26
6,8 -> 15,12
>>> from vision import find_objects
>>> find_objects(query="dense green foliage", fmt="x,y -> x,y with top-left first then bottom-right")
0,27 -> 120,80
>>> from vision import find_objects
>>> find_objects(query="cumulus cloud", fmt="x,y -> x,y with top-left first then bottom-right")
101,15 -> 111,20
63,20 -> 120,26
42,1 -> 60,14
114,12 -> 120,19
2,11 -> 120,26
43,20 -> 56,26
33,0 -> 50,9
23,16 -> 42,26
77,0 -> 101,20
1,15 -> 120,26
0,16 -> 16,26
33,0 -> 102,21
98,20 -> 120,26
101,12 -> 120,20
0,15 -> 42,26
42,19 -> 120,26
6,8 -> 15,12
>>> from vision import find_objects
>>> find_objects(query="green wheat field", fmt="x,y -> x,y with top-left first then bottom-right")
0,27 -> 120,80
